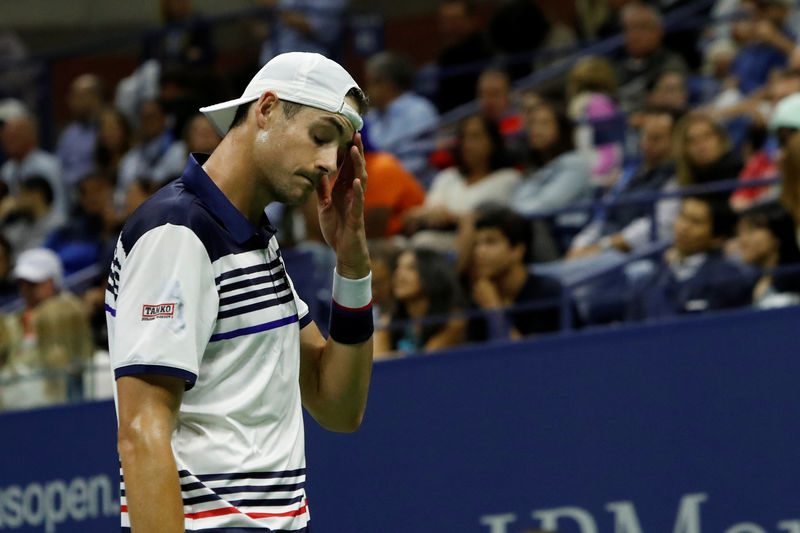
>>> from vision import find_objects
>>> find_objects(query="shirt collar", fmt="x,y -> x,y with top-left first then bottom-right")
180,153 -> 277,244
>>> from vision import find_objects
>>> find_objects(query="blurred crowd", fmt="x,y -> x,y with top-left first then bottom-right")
2,0 -> 800,409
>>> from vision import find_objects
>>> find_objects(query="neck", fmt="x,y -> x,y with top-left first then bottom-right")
465,165 -> 489,183
404,296 -> 429,319
202,130 -> 272,224
495,263 -> 528,302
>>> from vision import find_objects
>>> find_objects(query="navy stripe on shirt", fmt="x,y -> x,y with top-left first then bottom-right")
217,292 -> 295,320
179,468 -> 306,481
215,258 -> 282,285
209,315 -> 299,342
219,281 -> 290,307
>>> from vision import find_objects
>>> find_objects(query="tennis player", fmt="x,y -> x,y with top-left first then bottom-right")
106,52 -> 374,532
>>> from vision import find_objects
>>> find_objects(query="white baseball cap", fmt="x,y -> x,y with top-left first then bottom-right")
200,52 -> 364,137
13,248 -> 63,288
770,93 -> 800,131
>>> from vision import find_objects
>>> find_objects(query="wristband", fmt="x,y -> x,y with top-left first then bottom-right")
329,269 -> 374,344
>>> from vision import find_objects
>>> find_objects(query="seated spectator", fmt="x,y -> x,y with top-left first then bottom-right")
730,123 -> 780,210
364,52 -> 439,185
159,113 -> 222,184
360,126 -> 425,239
613,3 -> 687,113
566,56 -> 624,187
0,249 -> 88,410
45,172 -> 118,276
568,106 -> 680,259
56,74 -> 105,187
729,0 -> 794,94
374,248 -> 465,358
368,240 -> 401,325
117,98 -> 182,199
435,0 -> 494,113
675,112 -> 743,187
778,130 -> 800,225
94,106 -> 132,184
0,235 -> 16,307
646,69 -> 689,114
737,201 -> 800,307
462,208 -> 562,342
627,195 -> 755,320
477,68 -> 523,143
510,101 -> 592,246
405,114 -> 520,252
0,112 -> 67,216
0,176 -> 65,256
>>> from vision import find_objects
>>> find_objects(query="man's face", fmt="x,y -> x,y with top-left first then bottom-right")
68,76 -> 101,121
1,117 -> 35,161
639,113 -> 674,167
478,72 -> 510,119
472,227 -> 522,279
439,2 -> 472,46
364,73 -> 392,111
648,72 -> 687,111
138,101 -> 166,142
685,120 -> 724,167
187,115 -> 222,154
79,176 -> 112,216
18,279 -> 56,309
252,97 -> 356,207
673,198 -> 718,256
623,9 -> 663,58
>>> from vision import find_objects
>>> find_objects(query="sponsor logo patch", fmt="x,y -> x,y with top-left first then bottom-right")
141,303 -> 176,321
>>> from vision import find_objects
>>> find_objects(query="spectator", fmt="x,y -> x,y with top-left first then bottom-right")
646,69 -> 689,114
45,172 -> 118,276
360,126 -> 425,239
0,234 -> 16,306
614,3 -> 688,113
142,0 -> 215,68
435,0 -> 495,113
737,201 -> 800,307
568,106 -> 680,259
159,113 -> 223,185
365,52 -> 439,185
729,123 -> 780,210
778,130 -> 800,225
675,113 -> 742,188
56,74 -> 105,187
374,248 -> 465,358
729,0 -> 795,94
0,248 -> 91,410
0,112 -> 67,216
117,99 -> 181,198
462,207 -> 562,342
0,176 -> 64,256
477,68 -> 523,140
94,106 -> 132,183
566,56 -> 624,187
368,240 -> 401,325
627,195 -> 755,320
510,101 -> 592,245
405,114 -> 520,252
256,0 -> 347,64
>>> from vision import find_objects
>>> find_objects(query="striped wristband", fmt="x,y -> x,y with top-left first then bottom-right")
329,269 -> 373,344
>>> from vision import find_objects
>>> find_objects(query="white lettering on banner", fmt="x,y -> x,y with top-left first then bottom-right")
0,475 -> 117,533
779,521 -> 800,533
479,513 -> 517,533
480,492 -> 798,533
532,506 -> 598,533
726,523 -> 769,533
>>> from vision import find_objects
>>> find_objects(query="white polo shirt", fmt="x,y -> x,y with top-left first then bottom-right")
107,154 -> 312,532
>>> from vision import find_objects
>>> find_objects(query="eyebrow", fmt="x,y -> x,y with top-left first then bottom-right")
320,116 -> 345,136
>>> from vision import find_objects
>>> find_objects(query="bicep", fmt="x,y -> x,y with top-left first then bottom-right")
298,321 -> 326,404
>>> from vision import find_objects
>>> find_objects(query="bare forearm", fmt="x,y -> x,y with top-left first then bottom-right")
119,432 -> 184,532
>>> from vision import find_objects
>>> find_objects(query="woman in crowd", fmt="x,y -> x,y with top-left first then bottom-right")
675,112 -> 742,187
404,114 -> 520,252
737,201 -> 800,308
374,248 -> 465,358
510,100 -> 593,249
94,106 -> 132,183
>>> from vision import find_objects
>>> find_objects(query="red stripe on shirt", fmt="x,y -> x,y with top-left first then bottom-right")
122,500 -> 309,520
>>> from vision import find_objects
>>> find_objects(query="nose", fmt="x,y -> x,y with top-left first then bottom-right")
315,144 -> 339,176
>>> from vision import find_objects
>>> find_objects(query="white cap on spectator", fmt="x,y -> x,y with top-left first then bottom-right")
13,248 -> 63,289
770,93 -> 800,130
0,98 -> 27,123
199,52 -> 363,137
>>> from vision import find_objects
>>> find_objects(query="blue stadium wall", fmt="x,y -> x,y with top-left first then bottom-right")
1,306 -> 798,533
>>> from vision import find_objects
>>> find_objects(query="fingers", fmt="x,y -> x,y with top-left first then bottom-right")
350,132 -> 367,190
351,177 -> 365,219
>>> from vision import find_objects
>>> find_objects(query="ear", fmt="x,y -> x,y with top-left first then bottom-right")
254,91 -> 280,130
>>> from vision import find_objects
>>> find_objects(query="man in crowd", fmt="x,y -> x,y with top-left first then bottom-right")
0,176 -> 64,255
614,3 -> 687,112
56,73 -> 105,186
364,51 -> 439,185
627,194 -> 754,319
0,112 -> 66,216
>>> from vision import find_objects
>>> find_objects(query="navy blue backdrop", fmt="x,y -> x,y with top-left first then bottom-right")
1,306 -> 798,532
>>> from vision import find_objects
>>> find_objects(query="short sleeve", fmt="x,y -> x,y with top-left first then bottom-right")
111,224 -> 218,390
283,267 -> 312,329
